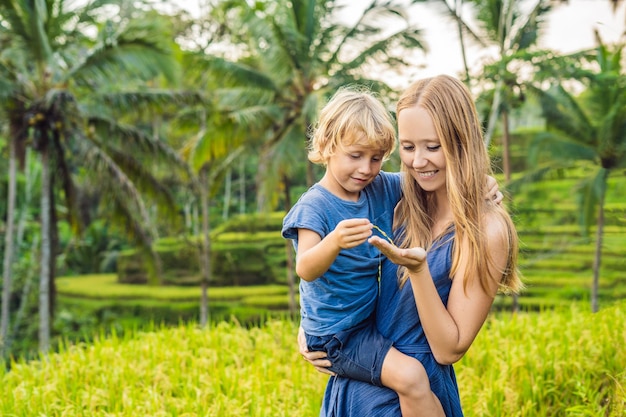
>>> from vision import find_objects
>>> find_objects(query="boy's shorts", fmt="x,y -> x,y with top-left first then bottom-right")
305,318 -> 393,387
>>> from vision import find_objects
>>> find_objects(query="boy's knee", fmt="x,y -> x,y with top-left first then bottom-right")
394,359 -> 431,398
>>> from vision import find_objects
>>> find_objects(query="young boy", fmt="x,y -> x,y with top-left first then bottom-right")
282,87 -> 445,416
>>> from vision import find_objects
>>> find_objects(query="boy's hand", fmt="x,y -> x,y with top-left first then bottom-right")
369,236 -> 427,273
331,218 -> 373,249
485,175 -> 503,204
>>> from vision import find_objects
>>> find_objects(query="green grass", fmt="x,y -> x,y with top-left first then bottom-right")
1,303 -> 625,416
57,274 -> 289,301
459,303 -> 626,416
1,320 -> 325,416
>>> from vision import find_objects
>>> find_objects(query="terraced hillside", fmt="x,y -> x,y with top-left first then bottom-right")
494,170 -> 626,311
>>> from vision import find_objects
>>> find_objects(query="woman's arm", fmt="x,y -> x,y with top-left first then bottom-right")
297,326 -> 335,375
368,214 -> 509,364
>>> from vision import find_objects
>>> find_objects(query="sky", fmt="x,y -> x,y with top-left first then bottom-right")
406,0 -> 626,78
173,0 -> 626,88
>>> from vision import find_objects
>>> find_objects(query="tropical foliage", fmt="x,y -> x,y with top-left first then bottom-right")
0,0 -> 624,363
526,37 -> 626,312
0,0 -> 192,353
184,0 -> 430,313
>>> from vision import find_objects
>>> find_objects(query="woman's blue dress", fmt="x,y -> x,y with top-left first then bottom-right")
320,232 -> 464,416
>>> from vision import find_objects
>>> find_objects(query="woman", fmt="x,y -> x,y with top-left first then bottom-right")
301,74 -> 523,416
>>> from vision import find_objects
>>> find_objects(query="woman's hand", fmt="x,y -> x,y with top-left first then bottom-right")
298,327 -> 336,375
368,236 -> 427,273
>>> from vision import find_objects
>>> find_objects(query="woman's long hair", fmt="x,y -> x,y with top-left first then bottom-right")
394,75 -> 521,295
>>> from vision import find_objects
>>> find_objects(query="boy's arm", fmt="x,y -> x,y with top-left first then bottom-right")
295,218 -> 373,282
485,175 -> 503,204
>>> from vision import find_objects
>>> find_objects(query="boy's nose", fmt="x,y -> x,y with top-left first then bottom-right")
358,161 -> 374,175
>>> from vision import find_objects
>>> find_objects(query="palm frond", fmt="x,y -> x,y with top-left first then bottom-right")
51,129 -> 82,235
86,114 -> 189,175
528,131 -> 598,166
0,0 -> 29,41
574,168 -> 608,236
97,90 -> 204,115
81,141 -> 180,238
67,13 -> 178,86
505,165 -> 554,194
231,5 -> 295,82
105,192 -> 162,285
426,0 -> 488,48
340,27 -> 427,73
510,0 -> 552,50
530,84 -> 595,145
187,121 -> 244,172
203,56 -> 278,91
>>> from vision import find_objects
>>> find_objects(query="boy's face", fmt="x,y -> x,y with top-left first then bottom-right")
320,133 -> 385,202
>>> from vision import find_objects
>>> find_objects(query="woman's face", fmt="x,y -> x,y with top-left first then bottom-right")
397,105 -> 447,193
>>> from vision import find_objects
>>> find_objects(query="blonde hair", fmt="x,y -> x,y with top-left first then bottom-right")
394,75 -> 522,295
308,86 -> 396,165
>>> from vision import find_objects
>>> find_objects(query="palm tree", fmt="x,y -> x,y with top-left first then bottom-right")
157,2 -> 271,327
0,0 -> 188,353
421,0 -> 488,84
198,0 -> 428,312
466,0 -> 554,144
0,122 -> 18,356
454,0 -> 555,312
527,38 -> 626,313
0,9 -> 29,357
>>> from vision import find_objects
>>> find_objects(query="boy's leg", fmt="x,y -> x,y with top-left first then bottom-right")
381,347 -> 445,417
307,320 -> 392,385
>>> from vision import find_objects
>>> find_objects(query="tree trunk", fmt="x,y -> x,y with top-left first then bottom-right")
39,144 -> 51,354
49,184 -> 58,318
4,151 -> 36,354
193,203 -> 199,236
591,171 -> 607,313
1,136 -> 17,353
282,174 -> 297,315
8,235 -> 39,354
239,156 -> 246,215
484,79 -> 503,147
502,110 -> 511,184
184,201 -> 192,233
306,161 -> 315,188
485,1 -> 513,147
222,168 -> 232,219
199,166 -> 211,328
16,149 -> 34,248
501,110 -> 518,313
454,0 -> 471,85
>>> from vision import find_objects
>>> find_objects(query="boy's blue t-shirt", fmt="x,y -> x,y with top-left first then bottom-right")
281,171 -> 402,336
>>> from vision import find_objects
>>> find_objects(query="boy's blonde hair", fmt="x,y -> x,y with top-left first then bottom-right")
308,87 -> 396,165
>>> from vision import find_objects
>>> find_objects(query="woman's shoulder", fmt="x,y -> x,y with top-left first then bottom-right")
482,206 -> 516,248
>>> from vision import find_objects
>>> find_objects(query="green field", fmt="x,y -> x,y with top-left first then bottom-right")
1,303 -> 625,416
4,164 -> 625,415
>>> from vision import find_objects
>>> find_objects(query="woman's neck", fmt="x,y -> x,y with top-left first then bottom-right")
431,191 -> 453,238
